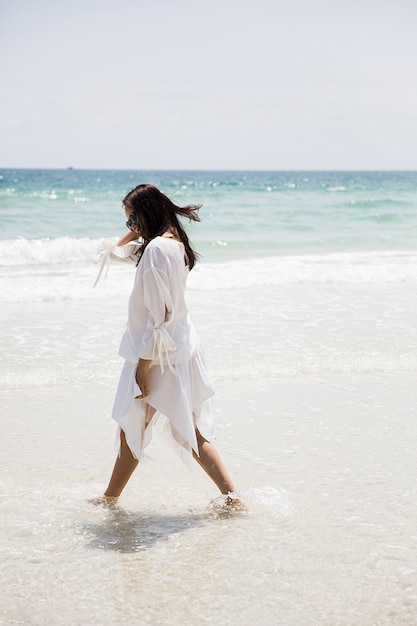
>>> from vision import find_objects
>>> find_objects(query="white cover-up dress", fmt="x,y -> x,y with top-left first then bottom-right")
109,236 -> 215,463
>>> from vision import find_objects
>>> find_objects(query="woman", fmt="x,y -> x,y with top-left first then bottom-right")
92,184 -> 244,509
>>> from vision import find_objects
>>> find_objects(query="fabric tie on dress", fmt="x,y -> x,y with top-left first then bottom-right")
93,241 -> 141,288
93,247 -> 113,287
151,325 -> 178,375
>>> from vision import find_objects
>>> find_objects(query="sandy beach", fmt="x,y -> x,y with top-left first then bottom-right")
2,366 -> 417,625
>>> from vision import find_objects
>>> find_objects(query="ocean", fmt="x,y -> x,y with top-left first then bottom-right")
1,169 -> 417,625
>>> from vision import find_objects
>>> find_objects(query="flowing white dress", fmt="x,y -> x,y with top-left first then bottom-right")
109,236 -> 215,463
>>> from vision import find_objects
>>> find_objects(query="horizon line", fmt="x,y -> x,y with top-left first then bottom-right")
1,166 -> 417,173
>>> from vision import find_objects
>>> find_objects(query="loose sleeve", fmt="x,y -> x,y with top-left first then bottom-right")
93,240 -> 140,287
139,246 -> 177,373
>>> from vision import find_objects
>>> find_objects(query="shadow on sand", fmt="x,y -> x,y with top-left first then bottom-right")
82,507 -> 208,553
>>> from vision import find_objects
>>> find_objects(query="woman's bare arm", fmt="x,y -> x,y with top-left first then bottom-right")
117,230 -> 140,246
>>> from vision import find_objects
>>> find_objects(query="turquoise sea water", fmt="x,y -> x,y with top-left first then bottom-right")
1,169 -> 417,303
1,169 -> 417,259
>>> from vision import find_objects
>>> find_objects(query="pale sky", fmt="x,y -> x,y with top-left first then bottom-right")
1,0 -> 417,170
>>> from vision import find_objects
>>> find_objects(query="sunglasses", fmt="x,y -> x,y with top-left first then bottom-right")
126,214 -> 138,231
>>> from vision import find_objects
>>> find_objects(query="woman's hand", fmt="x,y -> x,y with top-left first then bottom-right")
135,358 -> 151,399
117,229 -> 140,247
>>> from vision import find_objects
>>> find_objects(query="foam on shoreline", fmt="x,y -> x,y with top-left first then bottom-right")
1,237 -> 417,302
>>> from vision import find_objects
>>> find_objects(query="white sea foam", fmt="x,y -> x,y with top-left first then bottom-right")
242,486 -> 293,516
0,236 -> 116,267
1,237 -> 417,302
189,250 -> 417,290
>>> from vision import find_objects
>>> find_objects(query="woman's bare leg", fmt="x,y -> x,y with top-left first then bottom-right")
103,429 -> 138,499
193,430 -> 245,509
88,429 -> 138,506
193,430 -> 235,493
96,406 -> 156,503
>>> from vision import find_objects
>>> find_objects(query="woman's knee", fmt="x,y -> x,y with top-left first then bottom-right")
195,429 -> 208,448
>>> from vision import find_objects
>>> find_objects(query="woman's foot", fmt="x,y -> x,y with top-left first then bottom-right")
225,492 -> 247,511
87,495 -> 119,508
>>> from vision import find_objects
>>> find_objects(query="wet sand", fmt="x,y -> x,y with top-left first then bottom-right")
1,372 -> 417,625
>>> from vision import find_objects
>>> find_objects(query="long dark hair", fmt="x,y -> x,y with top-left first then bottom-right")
123,184 -> 201,270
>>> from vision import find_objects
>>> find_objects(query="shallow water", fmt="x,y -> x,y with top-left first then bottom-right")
2,284 -> 417,624
2,373 -> 417,625
2,280 -> 417,390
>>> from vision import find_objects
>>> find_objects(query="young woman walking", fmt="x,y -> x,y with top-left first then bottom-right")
92,184 -> 245,510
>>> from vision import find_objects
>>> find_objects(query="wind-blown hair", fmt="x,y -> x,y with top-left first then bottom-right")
123,184 -> 201,270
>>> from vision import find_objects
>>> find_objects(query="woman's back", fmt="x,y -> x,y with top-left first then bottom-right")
119,236 -> 198,367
